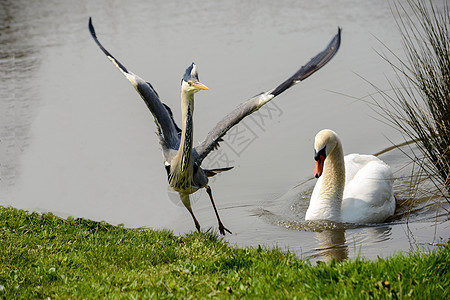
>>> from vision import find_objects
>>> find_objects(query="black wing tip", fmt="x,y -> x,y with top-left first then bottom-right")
270,27 -> 342,97
88,17 -> 96,38
88,17 -> 101,46
334,27 -> 342,49
323,27 -> 342,54
322,26 -> 341,62
329,27 -> 341,55
88,17 -> 130,74
204,166 -> 234,177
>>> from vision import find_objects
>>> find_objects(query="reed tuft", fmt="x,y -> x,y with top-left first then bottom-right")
370,0 -> 449,202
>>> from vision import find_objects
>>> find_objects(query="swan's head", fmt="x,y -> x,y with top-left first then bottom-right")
313,129 -> 340,178
181,63 -> 209,95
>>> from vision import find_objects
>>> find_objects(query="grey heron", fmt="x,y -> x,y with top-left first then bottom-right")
88,18 -> 341,235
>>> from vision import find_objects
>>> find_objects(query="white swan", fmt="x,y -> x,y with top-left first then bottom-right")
305,129 -> 395,223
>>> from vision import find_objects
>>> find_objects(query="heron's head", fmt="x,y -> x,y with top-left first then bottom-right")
181,63 -> 209,94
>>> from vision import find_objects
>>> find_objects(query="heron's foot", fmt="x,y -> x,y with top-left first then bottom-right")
218,222 -> 232,235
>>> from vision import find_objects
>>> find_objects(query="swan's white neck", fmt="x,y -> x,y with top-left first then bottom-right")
308,140 -> 345,222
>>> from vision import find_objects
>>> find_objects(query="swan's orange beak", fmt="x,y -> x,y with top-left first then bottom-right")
314,154 -> 326,178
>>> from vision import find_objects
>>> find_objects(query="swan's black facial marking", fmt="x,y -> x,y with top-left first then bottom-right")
314,147 -> 326,161
314,147 -> 327,178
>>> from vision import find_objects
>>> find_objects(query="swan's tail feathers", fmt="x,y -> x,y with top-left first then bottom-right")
204,166 -> 234,177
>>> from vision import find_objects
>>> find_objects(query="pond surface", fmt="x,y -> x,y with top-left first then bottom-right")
1,0 -> 448,262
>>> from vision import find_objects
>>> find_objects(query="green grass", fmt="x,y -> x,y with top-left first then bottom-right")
0,207 -> 448,299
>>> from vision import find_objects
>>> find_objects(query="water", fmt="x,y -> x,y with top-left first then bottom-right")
1,0 -> 448,262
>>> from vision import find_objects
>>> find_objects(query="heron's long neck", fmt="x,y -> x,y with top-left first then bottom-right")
317,142 -> 346,220
177,91 -> 194,173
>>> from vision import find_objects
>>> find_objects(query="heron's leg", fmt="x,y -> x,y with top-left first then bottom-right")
205,185 -> 232,235
180,193 -> 201,232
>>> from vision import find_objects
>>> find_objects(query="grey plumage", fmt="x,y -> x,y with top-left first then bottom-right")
194,28 -> 341,165
88,18 -> 341,234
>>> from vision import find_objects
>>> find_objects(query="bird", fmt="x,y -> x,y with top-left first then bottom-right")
88,17 -> 341,235
305,129 -> 396,224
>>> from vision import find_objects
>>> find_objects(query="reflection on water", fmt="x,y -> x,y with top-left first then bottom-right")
261,202 -> 398,262
315,230 -> 347,262
0,0 -> 448,262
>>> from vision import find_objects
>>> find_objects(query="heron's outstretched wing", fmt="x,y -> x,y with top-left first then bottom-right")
194,28 -> 341,165
89,18 -> 180,150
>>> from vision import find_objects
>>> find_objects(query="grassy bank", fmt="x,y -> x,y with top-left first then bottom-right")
0,207 -> 448,299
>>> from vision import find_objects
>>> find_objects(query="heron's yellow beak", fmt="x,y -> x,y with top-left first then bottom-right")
194,82 -> 209,90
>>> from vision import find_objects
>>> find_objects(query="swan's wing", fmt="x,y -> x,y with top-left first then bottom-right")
342,156 -> 395,223
344,159 -> 394,205
343,154 -> 381,182
194,28 -> 341,165
89,18 -> 180,151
